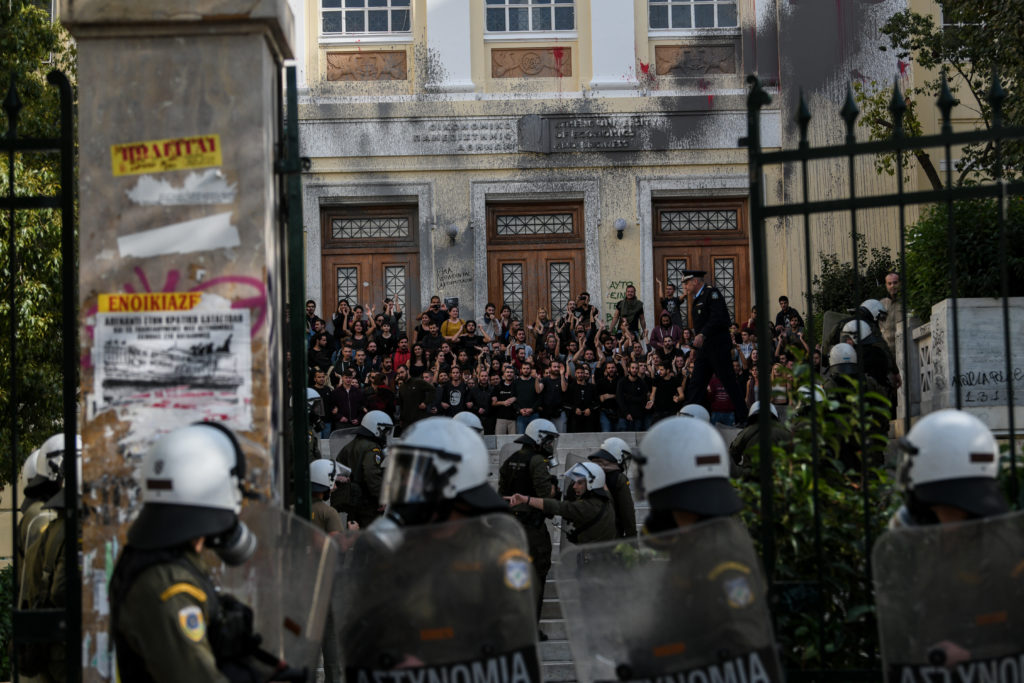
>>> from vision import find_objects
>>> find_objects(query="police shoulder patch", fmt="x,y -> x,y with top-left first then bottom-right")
500,549 -> 532,591
178,605 -> 206,642
723,575 -> 754,609
711,291 -> 720,300
374,449 -> 383,466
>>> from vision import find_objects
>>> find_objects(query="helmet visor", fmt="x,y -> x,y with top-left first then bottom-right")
380,447 -> 443,508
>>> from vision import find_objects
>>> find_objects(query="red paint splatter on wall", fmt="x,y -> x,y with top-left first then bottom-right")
898,59 -> 908,75
553,47 -> 565,77
639,62 -> 650,75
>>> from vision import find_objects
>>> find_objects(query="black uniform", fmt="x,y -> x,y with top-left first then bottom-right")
499,445 -> 556,623
683,284 -> 748,423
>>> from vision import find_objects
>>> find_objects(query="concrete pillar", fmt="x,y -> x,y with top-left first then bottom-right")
60,2 -> 293,678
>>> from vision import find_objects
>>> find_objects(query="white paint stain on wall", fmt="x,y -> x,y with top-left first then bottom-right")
125,169 -> 237,206
117,211 -> 240,258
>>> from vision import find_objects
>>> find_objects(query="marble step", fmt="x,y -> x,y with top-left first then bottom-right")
541,661 -> 577,683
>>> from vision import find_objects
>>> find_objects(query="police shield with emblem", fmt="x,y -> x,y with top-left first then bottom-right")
336,513 -> 541,683
216,501 -> 340,675
874,409 -> 1024,682
873,511 -> 1024,681
557,517 -> 782,683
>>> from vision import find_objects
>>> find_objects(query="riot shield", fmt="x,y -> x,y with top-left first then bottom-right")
873,510 -> 1024,680
335,513 -> 542,682
557,517 -> 782,683
330,427 -> 362,461
214,501 -> 340,677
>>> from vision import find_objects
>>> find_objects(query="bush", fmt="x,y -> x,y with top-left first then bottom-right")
737,361 -> 898,672
905,198 -> 1024,320
809,238 -> 896,342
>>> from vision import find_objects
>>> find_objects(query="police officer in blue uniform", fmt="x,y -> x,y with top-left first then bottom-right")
680,270 -> 748,425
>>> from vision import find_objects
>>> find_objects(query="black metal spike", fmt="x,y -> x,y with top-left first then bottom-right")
937,71 -> 957,134
796,88 -> 812,145
3,79 -> 22,138
746,74 -> 773,110
988,66 -> 1006,128
840,83 -> 860,142
889,76 -> 907,137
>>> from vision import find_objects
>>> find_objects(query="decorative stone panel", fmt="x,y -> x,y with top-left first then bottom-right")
655,44 -> 736,76
491,47 -> 572,78
326,50 -> 407,81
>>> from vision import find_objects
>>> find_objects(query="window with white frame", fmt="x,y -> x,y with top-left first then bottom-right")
649,0 -> 737,30
321,0 -> 411,36
485,0 -> 575,33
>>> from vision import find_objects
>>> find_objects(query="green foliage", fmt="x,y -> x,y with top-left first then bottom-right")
0,563 -> 13,679
738,362 -> 898,671
853,79 -> 926,186
904,197 -> 1024,319
809,237 -> 896,341
0,1 -> 77,487
872,2 -> 1024,185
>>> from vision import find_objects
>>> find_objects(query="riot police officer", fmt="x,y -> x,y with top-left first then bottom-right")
509,461 -> 617,546
18,433 -> 81,681
728,401 -> 791,479
341,417 -> 541,680
874,410 -> 1021,675
556,417 -> 783,682
586,437 -> 637,538
337,410 -> 394,528
109,424 -> 266,682
310,458 -> 347,683
498,418 -> 559,634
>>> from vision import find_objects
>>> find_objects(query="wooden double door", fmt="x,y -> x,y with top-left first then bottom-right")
652,199 -> 750,328
320,205 -> 419,338
485,202 -> 586,324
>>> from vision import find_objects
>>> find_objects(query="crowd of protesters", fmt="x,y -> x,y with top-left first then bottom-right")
304,285 -> 821,437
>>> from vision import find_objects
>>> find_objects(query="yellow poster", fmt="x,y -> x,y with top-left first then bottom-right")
110,134 -> 222,177
97,292 -> 203,313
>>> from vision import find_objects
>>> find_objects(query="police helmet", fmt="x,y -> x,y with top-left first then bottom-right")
636,417 -> 740,517
860,299 -> 887,322
565,461 -> 606,492
307,387 -> 325,417
19,450 -> 39,494
749,401 -> 779,420
29,433 -> 81,487
381,417 -> 506,524
588,436 -> 631,468
829,342 -> 857,371
361,410 -> 395,442
128,423 -> 256,565
842,319 -> 873,344
310,458 -> 350,494
678,403 -> 711,422
453,411 -> 484,435
516,418 -> 559,456
897,409 -> 1007,520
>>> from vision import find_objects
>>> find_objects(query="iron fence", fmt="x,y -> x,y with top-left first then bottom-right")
3,69 -> 78,682
743,71 -> 1023,679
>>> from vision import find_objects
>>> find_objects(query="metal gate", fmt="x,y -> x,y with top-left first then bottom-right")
742,72 -> 1023,679
3,70 -> 79,682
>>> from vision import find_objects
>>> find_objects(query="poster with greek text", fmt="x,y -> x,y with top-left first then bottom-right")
92,292 -> 253,440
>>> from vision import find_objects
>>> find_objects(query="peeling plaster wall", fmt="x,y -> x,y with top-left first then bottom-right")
67,6 -> 292,677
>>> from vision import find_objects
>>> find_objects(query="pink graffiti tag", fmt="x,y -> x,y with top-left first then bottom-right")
81,266 -> 268,368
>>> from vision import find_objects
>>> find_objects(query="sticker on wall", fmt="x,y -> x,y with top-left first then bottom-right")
92,292 -> 253,440
125,169 -> 237,206
117,212 -> 240,259
111,134 -> 222,177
